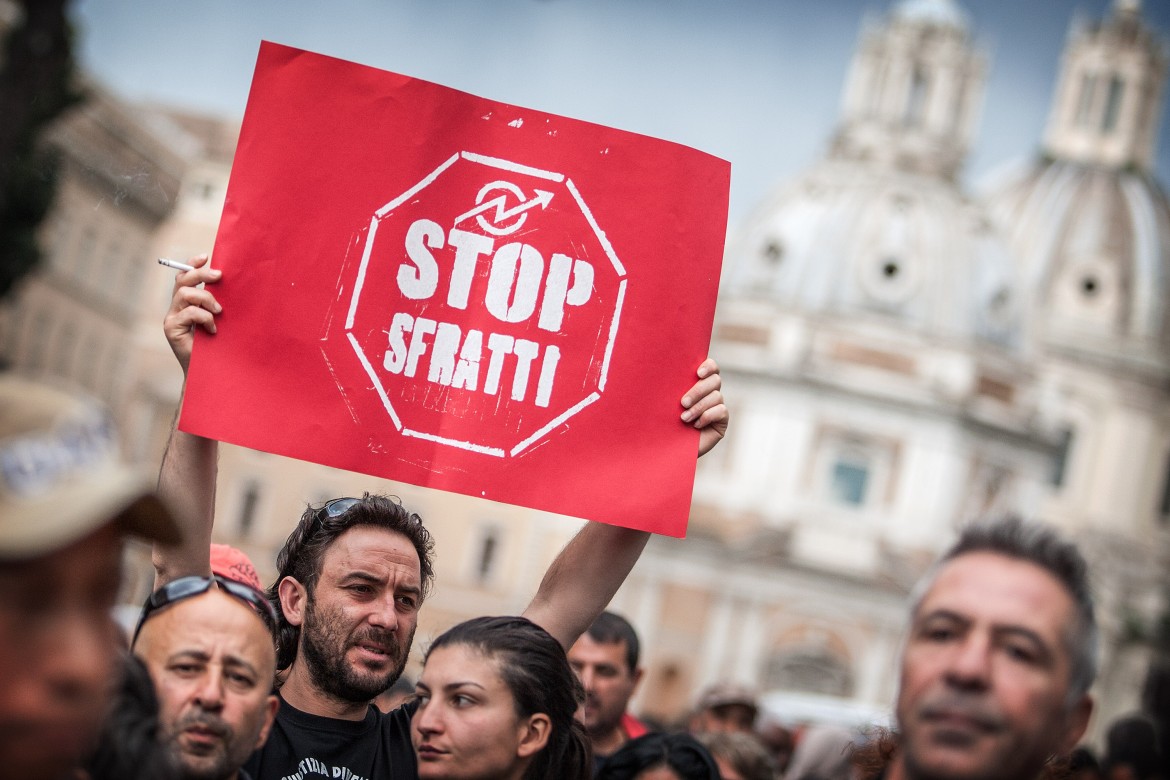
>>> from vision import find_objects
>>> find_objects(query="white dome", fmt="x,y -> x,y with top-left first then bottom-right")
981,158 -> 1170,372
725,158 -> 1019,349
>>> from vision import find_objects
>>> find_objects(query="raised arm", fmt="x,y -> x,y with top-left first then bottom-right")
152,255 -> 223,588
522,359 -> 727,648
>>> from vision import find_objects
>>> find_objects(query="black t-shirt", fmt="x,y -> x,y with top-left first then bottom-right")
245,694 -> 418,780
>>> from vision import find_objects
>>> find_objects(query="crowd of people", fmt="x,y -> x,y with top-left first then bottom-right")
0,253 -> 1164,779
564,607 -> 1166,780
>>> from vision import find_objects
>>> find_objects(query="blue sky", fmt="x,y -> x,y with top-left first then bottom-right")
71,0 -> 1170,225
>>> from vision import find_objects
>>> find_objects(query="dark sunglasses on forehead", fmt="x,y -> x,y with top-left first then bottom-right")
312,496 -> 422,528
131,574 -> 278,647
317,496 -> 361,523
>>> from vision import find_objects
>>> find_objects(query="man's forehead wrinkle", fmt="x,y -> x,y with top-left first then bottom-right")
143,590 -> 277,670
320,528 -> 423,586
917,553 -> 1076,646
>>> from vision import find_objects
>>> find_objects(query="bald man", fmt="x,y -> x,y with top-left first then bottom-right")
134,578 -> 279,780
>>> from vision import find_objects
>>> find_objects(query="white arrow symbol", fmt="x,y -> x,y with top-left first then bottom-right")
455,182 -> 554,237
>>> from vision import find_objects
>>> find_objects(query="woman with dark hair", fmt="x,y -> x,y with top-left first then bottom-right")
597,732 -> 721,780
412,615 -> 592,780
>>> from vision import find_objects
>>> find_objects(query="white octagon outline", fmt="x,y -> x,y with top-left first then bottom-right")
343,151 -> 627,458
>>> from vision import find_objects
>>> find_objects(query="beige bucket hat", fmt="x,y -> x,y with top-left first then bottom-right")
0,374 -> 180,558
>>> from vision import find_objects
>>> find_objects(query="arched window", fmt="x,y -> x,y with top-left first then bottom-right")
762,649 -> 854,698
1157,450 -> 1170,524
468,524 -> 504,584
904,67 -> 929,127
1101,74 -> 1125,133
237,481 -> 261,539
1075,73 -> 1097,128
477,528 -> 499,582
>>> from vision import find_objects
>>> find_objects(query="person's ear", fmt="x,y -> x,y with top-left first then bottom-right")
516,712 -> 551,758
631,666 -> 645,692
256,694 -> 280,748
278,576 -> 307,628
1058,694 -> 1093,755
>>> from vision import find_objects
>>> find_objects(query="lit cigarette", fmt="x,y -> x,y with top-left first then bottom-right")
157,257 -> 195,273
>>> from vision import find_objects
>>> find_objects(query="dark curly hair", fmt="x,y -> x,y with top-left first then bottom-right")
267,493 -> 435,671
425,616 -> 592,780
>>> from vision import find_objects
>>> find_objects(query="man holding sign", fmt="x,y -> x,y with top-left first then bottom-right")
154,42 -> 730,778
156,255 -> 727,779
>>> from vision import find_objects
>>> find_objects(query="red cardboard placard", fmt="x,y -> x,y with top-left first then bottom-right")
180,41 -> 730,537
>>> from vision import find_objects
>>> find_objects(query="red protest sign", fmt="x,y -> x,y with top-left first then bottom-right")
180,41 -> 729,537
344,153 -> 625,457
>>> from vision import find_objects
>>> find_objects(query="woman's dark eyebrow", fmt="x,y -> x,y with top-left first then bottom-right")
414,680 -> 488,694
442,681 -> 488,692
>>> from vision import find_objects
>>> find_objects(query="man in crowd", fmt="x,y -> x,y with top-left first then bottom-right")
133,543 -> 278,780
568,611 -> 648,772
134,575 -> 280,780
690,682 -> 760,735
884,515 -> 1096,780
156,256 -> 729,779
0,375 -> 180,779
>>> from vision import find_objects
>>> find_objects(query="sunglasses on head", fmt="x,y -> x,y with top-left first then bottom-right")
131,573 -> 278,646
317,497 -> 361,523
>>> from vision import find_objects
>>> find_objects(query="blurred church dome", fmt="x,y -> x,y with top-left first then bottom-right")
725,162 -> 1018,349
980,0 -> 1170,374
723,0 -> 1017,350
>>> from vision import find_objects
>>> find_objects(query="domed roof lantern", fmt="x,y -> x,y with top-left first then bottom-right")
1042,0 -> 1167,172
892,0 -> 969,32
831,0 -> 985,181
724,0 -> 1017,351
981,0 -> 1170,375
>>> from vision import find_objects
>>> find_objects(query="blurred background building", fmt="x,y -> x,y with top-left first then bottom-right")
1,0 -> 1167,744
688,0 -> 1170,736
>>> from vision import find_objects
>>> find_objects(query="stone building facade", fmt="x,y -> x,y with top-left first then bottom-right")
649,0 -> 1170,735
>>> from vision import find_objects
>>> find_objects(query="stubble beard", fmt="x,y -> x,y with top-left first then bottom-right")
898,689 -> 1020,780
167,709 -> 237,780
581,693 -> 624,743
300,593 -> 415,704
